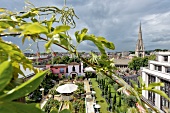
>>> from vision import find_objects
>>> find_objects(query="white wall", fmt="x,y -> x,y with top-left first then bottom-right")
158,55 -> 164,62
68,65 -> 79,75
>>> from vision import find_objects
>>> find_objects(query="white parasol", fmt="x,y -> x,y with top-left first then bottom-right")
56,83 -> 78,93
84,67 -> 95,72
94,104 -> 101,109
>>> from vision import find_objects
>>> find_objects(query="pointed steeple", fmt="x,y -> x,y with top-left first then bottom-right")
135,22 -> 145,57
139,22 -> 142,32
138,22 -> 142,39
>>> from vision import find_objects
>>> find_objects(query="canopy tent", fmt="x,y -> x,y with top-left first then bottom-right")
56,83 -> 78,94
84,67 -> 95,72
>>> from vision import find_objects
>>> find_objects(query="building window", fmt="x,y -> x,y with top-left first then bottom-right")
66,68 -> 68,73
155,65 -> 157,70
155,65 -> 162,71
60,68 -> 64,73
160,79 -> 170,110
166,67 -> 170,73
148,74 -> 156,105
72,66 -> 75,71
164,56 -> 168,62
79,65 -> 81,73
158,66 -> 162,71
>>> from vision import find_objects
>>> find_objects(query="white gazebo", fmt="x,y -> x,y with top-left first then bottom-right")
56,83 -> 78,94
56,83 -> 78,101
84,67 -> 95,72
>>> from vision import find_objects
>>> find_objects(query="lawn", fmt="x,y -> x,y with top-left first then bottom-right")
91,78 -> 110,113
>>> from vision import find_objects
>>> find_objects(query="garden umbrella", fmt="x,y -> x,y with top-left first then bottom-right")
94,104 -> 101,109
84,67 -> 95,72
91,91 -> 96,95
56,83 -> 78,94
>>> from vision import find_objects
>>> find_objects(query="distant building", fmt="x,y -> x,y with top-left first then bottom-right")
46,64 -> 67,78
114,59 -> 131,71
121,51 -> 130,58
46,62 -> 84,78
128,54 -> 136,59
141,52 -> 170,111
135,23 -> 145,57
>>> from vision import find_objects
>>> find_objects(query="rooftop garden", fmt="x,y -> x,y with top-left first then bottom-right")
0,1 -> 170,113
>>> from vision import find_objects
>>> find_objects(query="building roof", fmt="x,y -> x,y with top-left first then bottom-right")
129,54 -> 136,57
68,62 -> 79,65
18,65 -> 44,78
156,52 -> 170,56
53,64 -> 67,66
114,59 -> 131,65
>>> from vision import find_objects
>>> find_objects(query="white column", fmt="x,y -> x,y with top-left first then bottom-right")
158,56 -> 164,62
81,62 -> 83,75
168,56 -> 170,63
162,66 -> 166,73
155,77 -> 161,109
150,63 -> 155,70
142,72 -> 148,99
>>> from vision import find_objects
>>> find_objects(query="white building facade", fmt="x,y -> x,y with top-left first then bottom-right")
142,52 -> 170,110
67,62 -> 84,78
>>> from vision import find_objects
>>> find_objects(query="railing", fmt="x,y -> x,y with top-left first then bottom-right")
121,74 -> 164,113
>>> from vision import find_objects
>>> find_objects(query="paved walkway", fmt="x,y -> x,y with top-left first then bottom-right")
40,98 -> 48,109
84,80 -> 95,113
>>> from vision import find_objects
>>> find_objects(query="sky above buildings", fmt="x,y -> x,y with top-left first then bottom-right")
1,0 -> 170,52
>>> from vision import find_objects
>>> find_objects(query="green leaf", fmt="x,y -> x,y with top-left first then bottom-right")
127,107 -> 138,113
12,62 -> 25,79
149,89 -> 170,101
0,70 -> 48,101
83,35 -> 107,58
58,34 -> 70,49
31,17 -> 38,22
0,102 -> 45,113
0,22 -> 12,29
75,28 -> 88,43
0,61 -> 12,92
59,109 -> 71,113
0,28 -> 5,32
51,25 -> 70,36
129,80 -> 138,90
137,76 -> 145,88
0,8 -> 6,12
21,22 -> 48,35
22,36 -> 27,44
45,38 -> 53,51
20,12 -> 31,18
147,82 -> 164,90
97,36 -> 115,50
75,28 -> 115,58
46,15 -> 56,32
20,11 -> 37,18
50,107 -> 58,113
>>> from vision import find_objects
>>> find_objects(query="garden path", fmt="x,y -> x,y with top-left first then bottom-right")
84,80 -> 95,113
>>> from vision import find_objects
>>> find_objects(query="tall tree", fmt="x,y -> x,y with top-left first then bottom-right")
128,55 -> 156,71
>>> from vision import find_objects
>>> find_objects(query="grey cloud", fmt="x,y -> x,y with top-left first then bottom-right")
151,38 -> 167,42
1,0 -> 170,52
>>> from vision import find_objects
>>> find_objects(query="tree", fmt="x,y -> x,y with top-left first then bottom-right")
0,1 -> 169,113
128,55 -> 156,71
128,57 -> 143,71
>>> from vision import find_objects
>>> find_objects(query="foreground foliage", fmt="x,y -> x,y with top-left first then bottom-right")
0,1 -> 169,113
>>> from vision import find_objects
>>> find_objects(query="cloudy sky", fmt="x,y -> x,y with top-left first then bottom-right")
1,0 -> 170,52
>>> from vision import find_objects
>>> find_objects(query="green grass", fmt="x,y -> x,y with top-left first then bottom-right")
91,78 -> 110,113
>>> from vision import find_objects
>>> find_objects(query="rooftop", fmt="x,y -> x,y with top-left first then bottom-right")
114,59 -> 131,65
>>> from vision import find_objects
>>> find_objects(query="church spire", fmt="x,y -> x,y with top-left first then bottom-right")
138,22 -> 142,39
135,22 -> 145,57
